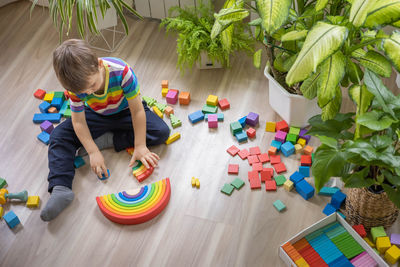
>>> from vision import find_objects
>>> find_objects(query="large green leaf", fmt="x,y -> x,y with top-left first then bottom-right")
307,112 -> 354,139
316,135 -> 338,148
256,0 -> 292,35
349,0 -> 372,27
356,110 -> 397,131
349,84 -> 374,115
356,50 -> 392,78
343,167 -> 374,188
382,184 -> 400,209
321,86 -> 342,120
315,0 -> 329,12
317,51 -> 346,107
300,70 -> 320,99
211,7 -> 249,39
254,49 -> 262,69
369,135 -> 393,150
347,59 -> 363,83
365,0 -> 400,28
281,30 -> 308,42
383,31 -> 400,73
286,22 -> 348,86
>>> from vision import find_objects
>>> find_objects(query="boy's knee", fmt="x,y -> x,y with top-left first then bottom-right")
159,124 -> 170,143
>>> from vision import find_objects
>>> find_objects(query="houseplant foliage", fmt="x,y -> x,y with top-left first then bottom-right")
30,0 -> 143,40
160,0 -> 254,73
212,0 -> 400,120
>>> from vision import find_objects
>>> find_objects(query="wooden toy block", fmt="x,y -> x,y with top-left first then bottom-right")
275,130 -> 287,143
249,146 -> 261,155
53,91 -> 64,99
161,80 -> 168,88
162,88 -> 169,97
276,120 -> 289,132
39,101 -> 51,113
289,127 -> 300,136
43,92 -> 54,103
271,140 -> 282,151
195,178 -> 200,188
33,113 -> 61,123
260,168 -> 273,182
331,191 -> 346,209
154,102 -> 167,113
221,183 -> 234,195
258,153 -> 270,163
191,177 -> 196,187
238,116 -> 247,127
164,106 -> 174,117
34,89 -> 46,99
303,145 -> 314,155
290,171 -> 305,185
363,237 -> 375,247
299,166 -> 310,177
294,144 -> 303,154
142,96 -> 156,107
295,180 -> 315,200
218,98 -> 230,110
48,107 -> 58,113
265,121 -> 276,132
59,100 -> 69,116
352,225 -> 367,238
126,147 -> 134,155
51,97 -> 63,110
265,180 -> 277,191
300,155 -> 312,166
286,133 -> 298,144
0,178 -> 7,189
217,113 -> 224,121
3,210 -> 20,229
208,114 -> 218,128
231,178 -> 245,189
136,166 -> 154,183
40,120 -> 54,134
371,226 -> 387,242
385,245 -> 400,264
246,112 -> 259,126
252,162 -> 263,172
246,128 -> 256,138
273,162 -> 286,173
268,146 -> 277,155
227,145 -> 240,156
284,180 -> 294,191
37,131 -> 50,145
247,155 -> 260,165
235,131 -> 248,143
179,91 -> 190,105
230,121 -> 242,135
318,187 -> 340,196
166,89 -> 179,104
188,110 -> 204,123
249,177 -> 261,189
273,200 -> 286,212
274,175 -> 286,186
297,138 -> 306,147
165,132 -> 181,145
270,155 -> 281,165
64,90 -> 69,100
170,114 -> 182,128
202,104 -> 218,114
152,106 -> 163,118
63,108 -> 71,118
322,203 -> 337,216
281,141 -> 295,157
228,164 -> 239,174
391,233 -> 400,246
248,170 -> 259,181
376,236 -> 391,254
74,156 -> 85,168
26,196 -> 40,208
238,149 -> 250,160
0,206 -> 3,218
294,258 -> 308,267
98,169 -> 110,181
206,95 -> 218,106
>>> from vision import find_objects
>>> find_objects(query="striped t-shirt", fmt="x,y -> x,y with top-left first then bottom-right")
68,57 -> 140,115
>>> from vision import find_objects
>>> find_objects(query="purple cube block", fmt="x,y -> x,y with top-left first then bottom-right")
40,120 -> 54,134
245,112 -> 259,126
208,114 -> 218,128
299,128 -> 311,143
275,130 -> 287,143
166,90 -> 178,105
391,233 -> 400,246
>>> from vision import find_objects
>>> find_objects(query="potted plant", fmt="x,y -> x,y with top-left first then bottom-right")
212,0 -> 400,127
160,1 -> 254,73
307,69 -> 400,229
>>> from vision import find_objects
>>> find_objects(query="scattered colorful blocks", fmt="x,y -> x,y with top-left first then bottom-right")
371,226 -> 387,242
206,95 -> 218,106
221,183 -> 235,195
246,127 -> 256,138
298,166 -> 310,177
274,175 -> 286,186
37,131 -> 50,145
260,168 -> 273,182
231,178 -> 245,189
3,210 -> 20,229
319,187 -> 340,196
270,140 -> 282,151
238,149 -> 250,160
265,180 -> 277,191
74,156 -> 85,168
188,110 -> 204,124
276,120 -> 289,132
40,120 -> 54,134
304,145 -> 314,155
352,225 -> 367,238
273,200 -> 286,212
273,162 -> 287,174
161,80 -> 168,88
268,146 -> 277,155
249,146 -> 261,155
322,203 -> 337,216
238,116 -> 246,127
290,171 -> 305,185
34,89 -> 46,99
227,145 -> 240,156
300,155 -> 312,166
39,101 -> 51,113
391,233 -> 400,246
166,89 -> 179,104
230,121 -> 242,135
270,155 -> 281,165
258,153 -> 270,163
208,114 -> 218,128
385,245 -> 400,264
331,191 -> 346,209
26,196 -> 40,208
228,164 -> 239,174
295,179 -> 315,200
218,98 -> 230,110
376,236 -> 391,254
284,180 -> 294,191
235,131 -> 248,143
281,141 -> 295,157
165,132 -> 181,145
178,91 -> 190,105
275,130 -> 287,143
265,121 -> 276,132
246,112 -> 259,127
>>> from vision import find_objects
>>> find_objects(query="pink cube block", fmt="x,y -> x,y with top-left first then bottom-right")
166,89 -> 179,104
275,130 -> 287,143
208,114 -> 218,128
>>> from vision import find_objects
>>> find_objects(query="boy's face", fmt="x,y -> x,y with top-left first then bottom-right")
80,59 -> 104,95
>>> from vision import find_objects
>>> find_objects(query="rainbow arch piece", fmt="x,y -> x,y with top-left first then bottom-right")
96,178 -> 171,225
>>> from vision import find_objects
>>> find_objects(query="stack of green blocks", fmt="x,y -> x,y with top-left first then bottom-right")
154,102 -> 167,113
221,178 -> 245,195
287,127 -> 300,144
142,96 -> 156,107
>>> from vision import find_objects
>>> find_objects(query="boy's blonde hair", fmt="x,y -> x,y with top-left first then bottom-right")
53,39 -> 98,93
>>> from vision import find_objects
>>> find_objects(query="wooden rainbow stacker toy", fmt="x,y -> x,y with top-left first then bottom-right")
132,160 -> 154,182
96,178 -> 171,225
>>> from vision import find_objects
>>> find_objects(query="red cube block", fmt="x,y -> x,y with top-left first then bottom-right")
227,145 -> 240,156
352,225 -> 367,238
252,162 -> 263,172
247,155 -> 260,165
276,120 -> 289,132
258,153 -> 270,163
228,164 -> 239,174
260,168 -> 273,182
265,180 -> 277,191
238,149 -> 250,160
248,170 -> 259,181
301,155 -> 312,166
273,162 -> 287,174
218,98 -> 230,110
64,90 -> 69,100
246,128 -> 256,138
270,155 -> 281,165
34,89 -> 46,99
249,177 -> 261,189
249,146 -> 261,155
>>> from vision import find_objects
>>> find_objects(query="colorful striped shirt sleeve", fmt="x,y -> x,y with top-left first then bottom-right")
68,91 -> 85,112
121,65 -> 140,100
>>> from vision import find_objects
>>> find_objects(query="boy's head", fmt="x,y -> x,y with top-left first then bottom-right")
53,39 -> 103,94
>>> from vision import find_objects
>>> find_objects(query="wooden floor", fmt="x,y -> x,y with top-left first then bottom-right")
0,2 -> 399,267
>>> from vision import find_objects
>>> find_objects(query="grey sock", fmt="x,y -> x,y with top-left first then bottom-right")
77,132 -> 114,157
40,185 -> 74,222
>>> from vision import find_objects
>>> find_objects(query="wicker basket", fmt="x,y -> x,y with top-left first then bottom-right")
345,187 -> 399,230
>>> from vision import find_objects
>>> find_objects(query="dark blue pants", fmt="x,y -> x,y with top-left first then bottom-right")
47,101 -> 170,192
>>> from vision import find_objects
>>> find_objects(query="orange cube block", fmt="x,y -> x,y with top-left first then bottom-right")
268,146 -> 277,155
164,106 -> 174,117
303,145 -> 314,155
179,92 -> 191,105
48,107 -> 58,113
161,80 -> 168,88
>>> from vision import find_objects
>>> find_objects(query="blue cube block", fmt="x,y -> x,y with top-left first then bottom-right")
188,110 -> 204,124
33,113 -> 62,123
281,141 -> 295,157
51,97 -> 63,110
295,179 -> 315,200
3,210 -> 20,229
217,113 -> 224,121
238,116 -> 247,128
319,187 -> 340,196
290,171 -> 305,185
270,140 -> 282,151
331,191 -> 346,209
299,166 -> 310,177
329,255 -> 353,267
59,100 -> 69,116
37,131 -> 50,145
98,169 -> 110,180
74,156 -> 85,168
235,131 -> 248,143
323,203 -> 337,216
39,101 -> 51,113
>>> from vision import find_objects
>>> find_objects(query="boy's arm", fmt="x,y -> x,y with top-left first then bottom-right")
127,96 -> 159,168
71,111 -> 108,177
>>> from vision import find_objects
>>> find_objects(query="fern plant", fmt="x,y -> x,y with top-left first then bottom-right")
160,1 -> 254,73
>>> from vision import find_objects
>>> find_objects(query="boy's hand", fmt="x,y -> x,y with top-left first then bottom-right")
89,151 -> 109,178
129,145 -> 159,169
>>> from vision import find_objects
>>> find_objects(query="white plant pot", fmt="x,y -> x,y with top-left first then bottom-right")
264,65 -> 321,127
196,51 -> 222,69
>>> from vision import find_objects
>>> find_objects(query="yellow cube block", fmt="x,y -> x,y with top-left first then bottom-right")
294,144 -> 303,154
294,257 -> 309,267
44,92 -> 55,103
0,206 -> 3,218
297,138 -> 306,147
191,177 -> 196,187
284,180 -> 294,191
376,236 -> 391,254
195,178 -> 200,188
26,196 -> 40,208
265,121 -> 276,132
162,88 -> 169,97
363,237 -> 375,248
385,245 -> 400,265
165,132 -> 181,145
206,95 -> 218,106
152,106 -> 163,119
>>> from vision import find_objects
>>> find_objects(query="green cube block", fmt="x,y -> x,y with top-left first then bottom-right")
274,175 -> 286,186
231,178 -> 245,189
53,91 -> 65,100
0,178 -> 7,189
170,114 -> 181,128
286,133 -> 298,144
142,96 -> 156,107
371,226 -> 387,242
64,109 -> 71,118
154,102 -> 167,113
221,183 -> 234,195
230,121 -> 242,135
202,104 -> 218,114
273,200 -> 286,212
289,127 -> 300,136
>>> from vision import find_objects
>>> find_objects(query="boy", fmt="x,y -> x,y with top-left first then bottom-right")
40,39 -> 170,221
